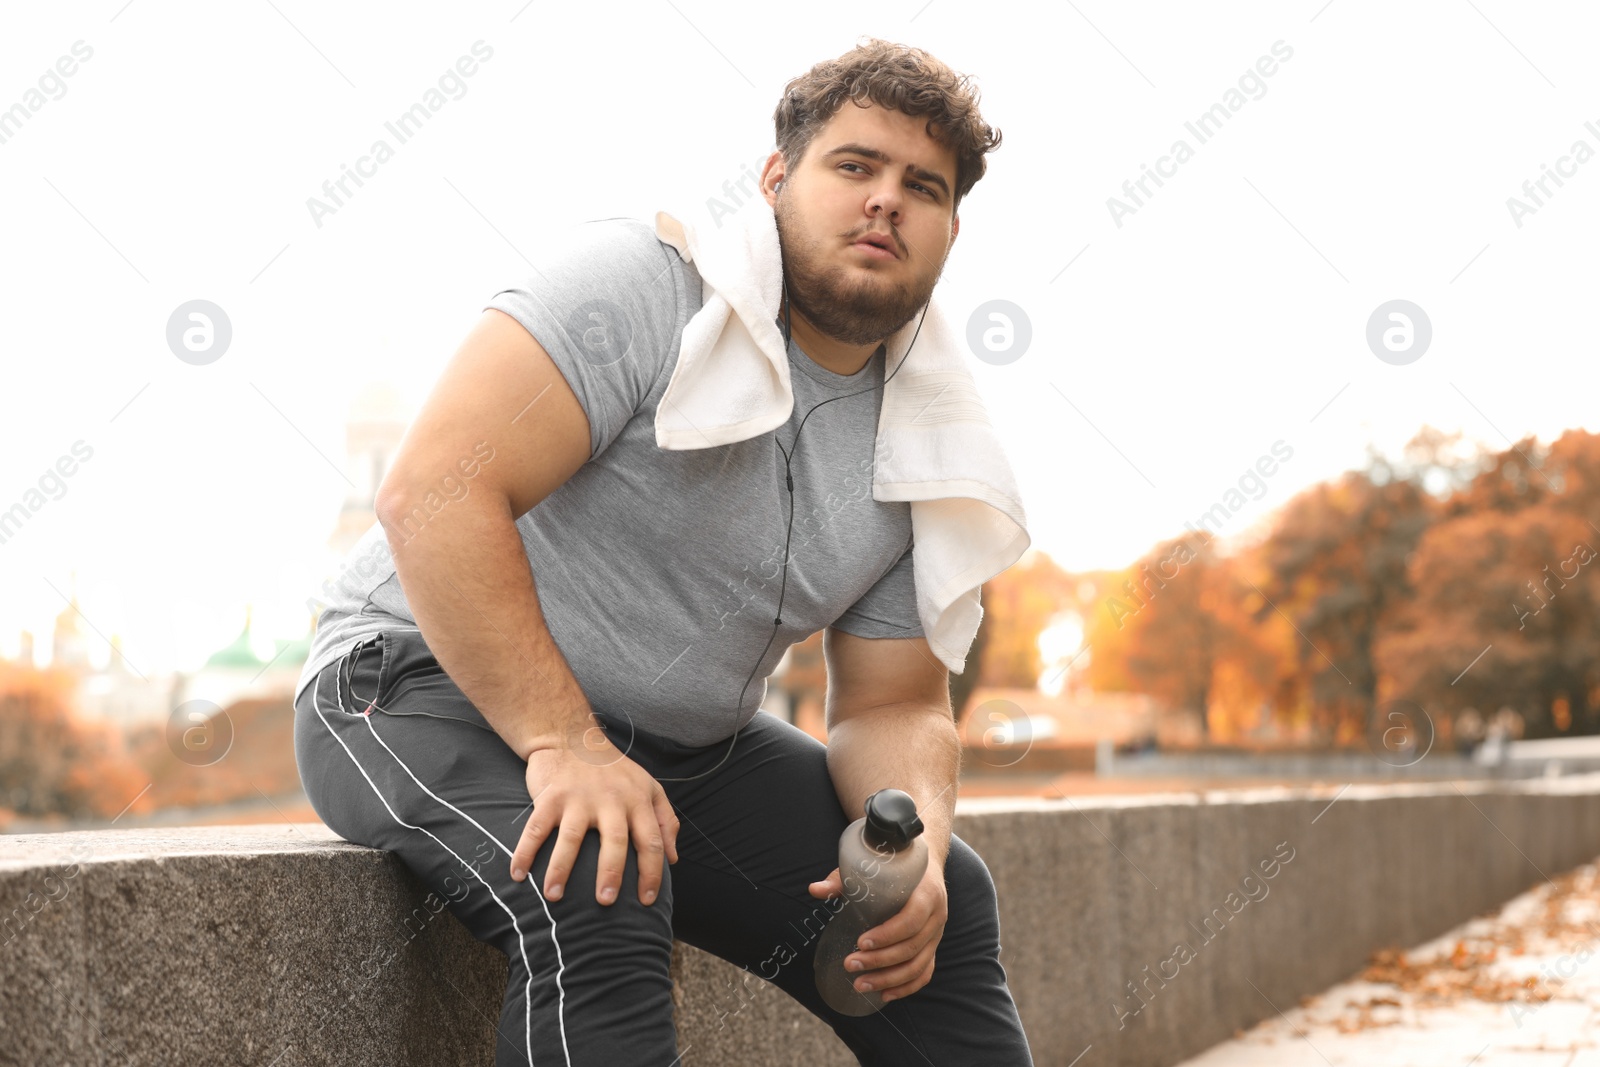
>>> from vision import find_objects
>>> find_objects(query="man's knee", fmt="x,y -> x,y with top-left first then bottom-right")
942,836 -> 1002,942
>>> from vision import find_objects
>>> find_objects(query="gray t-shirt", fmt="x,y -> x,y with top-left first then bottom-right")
295,216 -> 921,747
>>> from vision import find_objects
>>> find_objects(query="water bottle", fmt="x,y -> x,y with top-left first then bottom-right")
813,788 -> 929,1016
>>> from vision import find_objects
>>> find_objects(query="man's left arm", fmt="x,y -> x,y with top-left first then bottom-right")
808,627 -> 961,1003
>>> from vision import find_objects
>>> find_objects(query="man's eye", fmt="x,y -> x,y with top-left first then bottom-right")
840,162 -> 938,199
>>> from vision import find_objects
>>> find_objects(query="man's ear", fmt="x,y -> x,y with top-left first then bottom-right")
760,151 -> 785,209
950,211 -> 960,244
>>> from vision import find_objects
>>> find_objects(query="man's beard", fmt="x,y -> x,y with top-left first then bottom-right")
774,196 -> 944,347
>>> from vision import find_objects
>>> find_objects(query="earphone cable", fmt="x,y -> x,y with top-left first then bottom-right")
654,280 -> 926,783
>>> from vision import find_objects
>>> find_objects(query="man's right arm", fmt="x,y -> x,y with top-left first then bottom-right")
372,305 -> 678,906
373,306 -> 593,757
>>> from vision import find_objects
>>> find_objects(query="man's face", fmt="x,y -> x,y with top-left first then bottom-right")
767,101 -> 961,347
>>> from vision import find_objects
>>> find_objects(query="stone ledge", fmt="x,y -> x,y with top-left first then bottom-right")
7,777 -> 1600,1065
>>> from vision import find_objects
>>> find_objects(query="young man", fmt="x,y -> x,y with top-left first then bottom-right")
293,38 -> 1034,1066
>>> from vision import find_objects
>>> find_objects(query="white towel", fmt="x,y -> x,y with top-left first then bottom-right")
652,193 -> 1030,676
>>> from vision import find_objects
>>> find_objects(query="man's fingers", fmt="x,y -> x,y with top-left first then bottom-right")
857,904 -> 925,954
853,940 -> 937,995
544,814 -> 589,900
519,748 -> 680,905
868,952 -> 938,1001
850,891 -> 944,968
629,805 -> 667,905
849,925 -> 933,973
809,866 -> 842,897
592,810 -> 631,906
512,805 -> 556,882
651,789 -> 680,864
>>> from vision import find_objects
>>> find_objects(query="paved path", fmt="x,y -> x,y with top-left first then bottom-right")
1177,861 -> 1600,1066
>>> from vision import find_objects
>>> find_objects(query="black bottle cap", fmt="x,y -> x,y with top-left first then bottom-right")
862,789 -> 924,851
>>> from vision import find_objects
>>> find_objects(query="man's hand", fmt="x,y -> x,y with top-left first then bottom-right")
808,857 -> 948,1002
509,725 -> 679,907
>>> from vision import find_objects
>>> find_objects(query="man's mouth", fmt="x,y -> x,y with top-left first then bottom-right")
850,232 -> 899,259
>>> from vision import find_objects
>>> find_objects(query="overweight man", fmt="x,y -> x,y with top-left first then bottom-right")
294,37 -> 1035,1066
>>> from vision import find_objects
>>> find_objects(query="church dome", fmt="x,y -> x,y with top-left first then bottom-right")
203,607 -> 269,670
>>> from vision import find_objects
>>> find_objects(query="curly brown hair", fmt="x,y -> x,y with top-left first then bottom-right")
772,38 -> 1002,215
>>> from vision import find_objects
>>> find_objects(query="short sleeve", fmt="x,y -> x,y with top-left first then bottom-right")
830,542 -> 924,639
483,217 -> 680,461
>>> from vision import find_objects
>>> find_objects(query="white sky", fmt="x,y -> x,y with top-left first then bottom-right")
2,0 -> 1597,673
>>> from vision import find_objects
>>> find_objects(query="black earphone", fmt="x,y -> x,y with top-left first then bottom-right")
652,275 -> 928,783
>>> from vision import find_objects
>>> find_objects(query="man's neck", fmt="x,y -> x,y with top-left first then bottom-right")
780,299 -> 881,377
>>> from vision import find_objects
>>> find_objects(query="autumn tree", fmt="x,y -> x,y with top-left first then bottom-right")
1250,465 -> 1438,744
1377,430 -> 1600,737
1376,506 -> 1597,738
1082,533 -> 1263,738
975,550 -> 1075,690
0,663 -> 146,820
1203,548 -> 1304,739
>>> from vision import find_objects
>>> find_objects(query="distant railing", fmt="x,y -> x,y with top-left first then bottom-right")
1101,736 -> 1600,780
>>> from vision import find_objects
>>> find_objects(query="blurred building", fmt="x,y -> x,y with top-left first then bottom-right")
328,382 -> 409,558
78,633 -> 177,726
47,584 -> 179,727
50,588 -> 92,674
175,605 -> 311,713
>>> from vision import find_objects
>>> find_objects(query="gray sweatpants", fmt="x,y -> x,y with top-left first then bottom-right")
293,626 -> 1036,1066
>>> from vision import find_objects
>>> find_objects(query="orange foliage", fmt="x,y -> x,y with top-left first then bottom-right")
0,662 -> 147,822
1075,427 -> 1600,745
975,551 -> 1076,689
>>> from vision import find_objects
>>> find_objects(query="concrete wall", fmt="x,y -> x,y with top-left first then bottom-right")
6,775 -> 1600,1066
